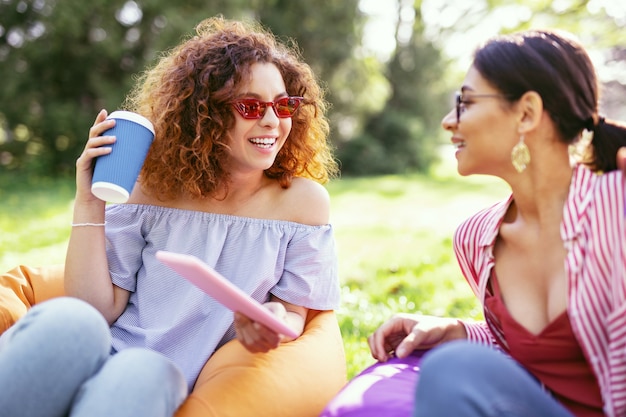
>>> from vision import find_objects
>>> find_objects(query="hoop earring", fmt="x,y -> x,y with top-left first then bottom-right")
511,135 -> 530,173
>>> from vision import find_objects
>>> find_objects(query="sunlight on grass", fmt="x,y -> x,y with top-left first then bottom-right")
329,151 -> 509,376
0,176 -> 74,271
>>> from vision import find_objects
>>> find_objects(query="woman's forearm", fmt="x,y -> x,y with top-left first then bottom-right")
64,203 -> 123,324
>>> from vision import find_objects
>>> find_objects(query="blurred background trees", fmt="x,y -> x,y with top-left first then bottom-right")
1,0 -> 625,177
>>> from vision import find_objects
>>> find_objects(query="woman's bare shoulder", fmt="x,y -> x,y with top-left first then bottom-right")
279,177 -> 331,226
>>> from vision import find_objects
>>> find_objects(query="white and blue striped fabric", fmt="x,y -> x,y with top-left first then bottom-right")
102,204 -> 340,391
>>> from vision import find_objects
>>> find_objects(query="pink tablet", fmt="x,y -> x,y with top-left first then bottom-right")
155,250 -> 298,338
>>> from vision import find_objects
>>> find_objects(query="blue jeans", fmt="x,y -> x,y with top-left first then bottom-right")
0,297 -> 187,417
414,341 -> 575,417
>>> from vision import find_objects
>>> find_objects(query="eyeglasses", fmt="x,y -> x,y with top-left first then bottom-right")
231,96 -> 304,119
455,92 -> 508,124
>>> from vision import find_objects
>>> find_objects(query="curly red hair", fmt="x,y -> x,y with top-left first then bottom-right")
123,16 -> 338,200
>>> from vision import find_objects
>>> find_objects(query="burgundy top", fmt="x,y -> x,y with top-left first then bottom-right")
484,272 -> 604,417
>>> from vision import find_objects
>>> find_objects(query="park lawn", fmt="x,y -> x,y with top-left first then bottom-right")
0,162 -> 510,378
0,174 -> 75,271
327,166 -> 509,376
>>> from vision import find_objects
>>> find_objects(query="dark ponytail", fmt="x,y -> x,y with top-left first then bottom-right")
590,118 -> 626,172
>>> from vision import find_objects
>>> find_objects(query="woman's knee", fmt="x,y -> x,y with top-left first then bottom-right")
420,341 -> 499,388
71,349 -> 187,417
2,297 -> 110,361
0,297 -> 111,417
27,297 -> 107,333
108,348 -> 187,396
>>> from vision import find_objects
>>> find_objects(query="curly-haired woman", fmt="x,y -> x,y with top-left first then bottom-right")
0,16 -> 339,417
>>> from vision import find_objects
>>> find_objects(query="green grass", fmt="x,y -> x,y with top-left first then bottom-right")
0,158 -> 510,378
0,175 -> 75,270
327,166 -> 509,376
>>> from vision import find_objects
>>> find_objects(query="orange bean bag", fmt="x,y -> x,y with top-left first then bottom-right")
0,264 -> 347,417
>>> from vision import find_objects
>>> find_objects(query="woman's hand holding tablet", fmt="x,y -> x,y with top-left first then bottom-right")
156,250 -> 299,339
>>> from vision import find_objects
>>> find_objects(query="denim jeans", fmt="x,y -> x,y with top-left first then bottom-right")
0,297 -> 187,417
414,341 -> 575,417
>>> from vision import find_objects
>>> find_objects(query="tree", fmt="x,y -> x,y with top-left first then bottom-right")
336,0 -> 626,176
6,0 -> 621,178
0,0 -> 367,176
338,0 -> 450,175
255,0 -> 366,141
0,0 -> 222,174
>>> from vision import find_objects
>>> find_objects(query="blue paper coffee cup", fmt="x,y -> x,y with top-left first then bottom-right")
91,111 -> 155,203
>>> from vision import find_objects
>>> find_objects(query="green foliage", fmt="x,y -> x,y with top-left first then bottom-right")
256,0 -> 362,81
0,0 -> 451,179
0,0 -> 155,175
338,111 -> 431,175
0,0 -> 371,177
2,0 -> 626,178
326,168 -> 510,376
337,4 -> 450,176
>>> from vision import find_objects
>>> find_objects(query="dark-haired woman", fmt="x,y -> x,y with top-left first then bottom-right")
322,29 -> 625,417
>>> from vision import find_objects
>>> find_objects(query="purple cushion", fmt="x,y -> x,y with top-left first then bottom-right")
320,350 -> 425,417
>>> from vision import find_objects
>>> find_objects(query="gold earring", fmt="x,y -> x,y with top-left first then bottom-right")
511,135 -> 530,173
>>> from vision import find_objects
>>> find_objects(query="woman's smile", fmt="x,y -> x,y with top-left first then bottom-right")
249,137 -> 277,149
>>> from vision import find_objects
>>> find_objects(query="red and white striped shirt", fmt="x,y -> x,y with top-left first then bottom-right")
454,164 -> 626,417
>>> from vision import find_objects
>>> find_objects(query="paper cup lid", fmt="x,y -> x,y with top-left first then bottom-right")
107,111 -> 155,134
91,182 -> 130,203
